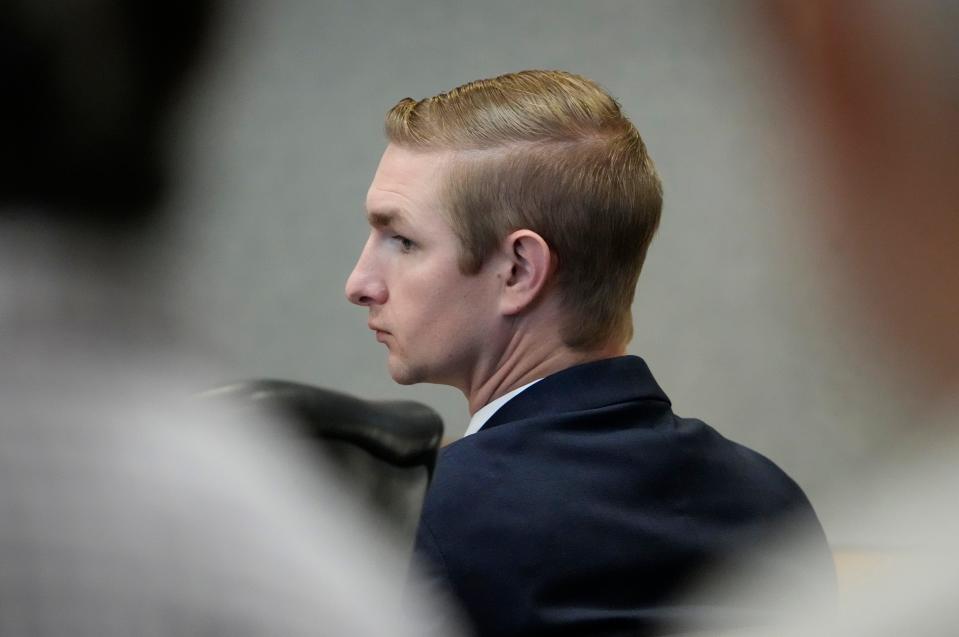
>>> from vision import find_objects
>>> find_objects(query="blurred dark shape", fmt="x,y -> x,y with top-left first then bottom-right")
0,0 -> 462,633
763,0 -> 959,399
203,380 -> 445,547
0,0 -> 218,224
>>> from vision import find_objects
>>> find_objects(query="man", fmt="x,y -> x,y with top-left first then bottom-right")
346,70 -> 834,636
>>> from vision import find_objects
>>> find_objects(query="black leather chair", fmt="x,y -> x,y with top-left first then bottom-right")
202,379 -> 444,551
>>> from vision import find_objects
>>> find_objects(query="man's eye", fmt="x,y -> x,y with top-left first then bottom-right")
392,235 -> 414,252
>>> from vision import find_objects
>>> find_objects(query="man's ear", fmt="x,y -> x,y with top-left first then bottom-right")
498,229 -> 555,316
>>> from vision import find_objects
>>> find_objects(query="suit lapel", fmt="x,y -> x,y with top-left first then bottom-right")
480,356 -> 670,432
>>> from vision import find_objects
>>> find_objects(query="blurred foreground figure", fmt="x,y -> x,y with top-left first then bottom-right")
0,1 -> 456,634
765,0 -> 959,398
711,2 -> 959,635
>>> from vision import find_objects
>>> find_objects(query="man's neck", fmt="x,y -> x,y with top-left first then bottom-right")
464,332 -> 625,415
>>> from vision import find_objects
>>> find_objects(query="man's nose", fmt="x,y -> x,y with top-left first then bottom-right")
345,243 -> 388,306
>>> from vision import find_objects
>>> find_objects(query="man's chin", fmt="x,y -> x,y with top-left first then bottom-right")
386,357 -> 422,386
389,373 -> 418,386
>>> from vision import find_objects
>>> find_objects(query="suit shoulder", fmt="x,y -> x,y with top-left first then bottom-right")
424,435 -> 499,500
674,414 -> 818,511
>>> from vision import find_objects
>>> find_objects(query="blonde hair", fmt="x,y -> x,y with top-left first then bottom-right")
385,70 -> 662,350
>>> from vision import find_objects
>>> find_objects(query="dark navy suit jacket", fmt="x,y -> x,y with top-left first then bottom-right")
413,356 -> 834,636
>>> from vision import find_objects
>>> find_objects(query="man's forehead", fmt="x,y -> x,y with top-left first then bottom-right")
364,145 -> 453,225
368,144 -> 459,193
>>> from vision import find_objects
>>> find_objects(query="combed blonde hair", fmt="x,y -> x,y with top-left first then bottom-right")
385,70 -> 662,350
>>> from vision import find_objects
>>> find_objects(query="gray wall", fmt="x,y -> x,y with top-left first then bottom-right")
162,0 -> 920,546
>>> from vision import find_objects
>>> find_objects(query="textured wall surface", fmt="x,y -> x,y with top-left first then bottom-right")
161,0 -> 921,546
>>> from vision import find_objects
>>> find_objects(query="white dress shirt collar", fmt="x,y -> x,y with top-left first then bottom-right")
464,378 -> 542,437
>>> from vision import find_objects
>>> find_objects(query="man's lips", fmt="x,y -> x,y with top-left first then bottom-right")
368,324 -> 391,342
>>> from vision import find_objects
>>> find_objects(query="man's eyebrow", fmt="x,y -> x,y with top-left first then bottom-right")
366,209 -> 406,228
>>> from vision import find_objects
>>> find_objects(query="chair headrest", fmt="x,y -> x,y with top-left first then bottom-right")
202,380 -> 444,470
